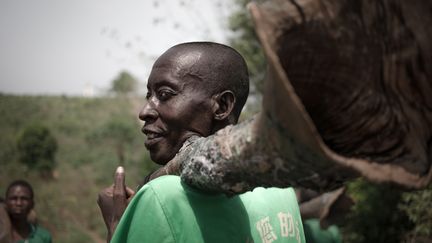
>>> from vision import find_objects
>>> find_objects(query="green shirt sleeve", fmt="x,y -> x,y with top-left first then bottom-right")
111,185 -> 175,243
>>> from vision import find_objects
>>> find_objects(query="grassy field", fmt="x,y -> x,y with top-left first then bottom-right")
0,94 -> 158,242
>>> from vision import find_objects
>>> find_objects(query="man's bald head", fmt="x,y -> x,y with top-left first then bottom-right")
155,42 -> 249,122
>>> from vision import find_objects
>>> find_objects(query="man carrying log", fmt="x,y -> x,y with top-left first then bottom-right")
99,0 -> 432,241
98,42 -> 306,243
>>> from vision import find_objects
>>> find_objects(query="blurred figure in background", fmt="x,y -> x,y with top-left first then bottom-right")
4,180 -> 52,243
0,197 -> 12,243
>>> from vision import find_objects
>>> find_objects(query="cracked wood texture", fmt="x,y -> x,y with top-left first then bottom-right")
171,0 -> 432,194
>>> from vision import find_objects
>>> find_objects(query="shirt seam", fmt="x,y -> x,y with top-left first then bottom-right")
149,184 -> 178,243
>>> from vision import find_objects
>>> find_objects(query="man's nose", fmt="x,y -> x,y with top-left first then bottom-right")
139,102 -> 158,122
15,198 -> 23,205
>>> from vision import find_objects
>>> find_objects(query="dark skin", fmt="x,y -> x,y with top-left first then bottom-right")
5,185 -> 33,241
97,46 -> 236,241
97,167 -> 135,241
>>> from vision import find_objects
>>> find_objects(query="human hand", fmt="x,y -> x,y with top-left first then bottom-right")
97,166 -> 135,241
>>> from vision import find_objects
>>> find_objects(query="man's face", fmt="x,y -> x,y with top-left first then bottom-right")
6,185 -> 33,220
139,51 -> 214,164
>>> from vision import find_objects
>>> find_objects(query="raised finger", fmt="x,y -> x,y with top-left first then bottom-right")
113,166 -> 126,198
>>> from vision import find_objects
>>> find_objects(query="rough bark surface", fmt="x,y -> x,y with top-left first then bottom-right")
167,0 -> 432,194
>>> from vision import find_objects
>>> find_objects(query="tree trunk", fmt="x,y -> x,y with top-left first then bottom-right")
167,0 -> 432,194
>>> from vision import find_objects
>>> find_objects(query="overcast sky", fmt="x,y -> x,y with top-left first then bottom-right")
0,0 -> 234,96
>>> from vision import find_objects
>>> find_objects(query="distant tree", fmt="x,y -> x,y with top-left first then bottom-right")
17,124 -> 58,176
110,71 -> 138,96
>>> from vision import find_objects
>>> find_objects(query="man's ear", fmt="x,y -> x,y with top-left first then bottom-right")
212,90 -> 236,121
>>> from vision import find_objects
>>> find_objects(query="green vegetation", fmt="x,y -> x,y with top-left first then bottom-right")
87,117 -> 138,166
400,184 -> 432,239
110,71 -> 139,96
17,124 -> 58,176
0,94 -> 158,243
342,179 -> 414,242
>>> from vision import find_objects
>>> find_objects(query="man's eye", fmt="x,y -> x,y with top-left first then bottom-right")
158,90 -> 174,101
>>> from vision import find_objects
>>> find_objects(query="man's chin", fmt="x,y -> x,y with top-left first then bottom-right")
147,141 -> 181,165
150,152 -> 171,165
9,212 -> 28,220
149,148 -> 178,165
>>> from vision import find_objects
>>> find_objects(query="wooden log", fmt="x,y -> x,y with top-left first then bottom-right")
164,0 -> 432,194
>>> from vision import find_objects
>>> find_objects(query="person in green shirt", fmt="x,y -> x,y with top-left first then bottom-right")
112,175 -> 304,243
98,42 -> 306,242
5,180 -> 52,243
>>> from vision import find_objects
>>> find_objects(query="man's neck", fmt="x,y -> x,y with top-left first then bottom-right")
10,217 -> 32,241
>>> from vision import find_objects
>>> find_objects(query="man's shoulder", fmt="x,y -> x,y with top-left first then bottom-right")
32,224 -> 52,242
147,174 -> 181,185
34,224 -> 50,233
137,175 -> 185,200
143,175 -> 182,192
142,176 -> 297,201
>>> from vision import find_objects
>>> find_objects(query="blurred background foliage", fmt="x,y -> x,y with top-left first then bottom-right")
17,124 -> 58,177
0,94 -> 157,242
109,71 -> 139,97
1,0 -> 431,242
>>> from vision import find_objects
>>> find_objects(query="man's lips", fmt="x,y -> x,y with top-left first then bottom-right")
9,207 -> 26,214
145,132 -> 162,139
144,136 -> 163,148
143,127 -> 165,147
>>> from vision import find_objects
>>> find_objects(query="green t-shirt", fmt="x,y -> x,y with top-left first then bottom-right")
17,224 -> 52,243
112,175 -> 305,243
